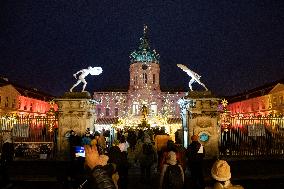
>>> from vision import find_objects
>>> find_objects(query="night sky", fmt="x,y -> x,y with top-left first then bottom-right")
0,1 -> 283,97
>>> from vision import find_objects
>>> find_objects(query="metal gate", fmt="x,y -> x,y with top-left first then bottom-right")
0,115 -> 58,159
219,116 -> 284,159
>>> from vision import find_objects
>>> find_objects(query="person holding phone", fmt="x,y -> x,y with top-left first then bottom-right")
84,145 -> 116,189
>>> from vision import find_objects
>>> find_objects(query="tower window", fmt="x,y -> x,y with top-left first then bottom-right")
134,75 -> 138,85
153,74 -> 155,84
143,73 -> 147,84
115,108 -> 119,117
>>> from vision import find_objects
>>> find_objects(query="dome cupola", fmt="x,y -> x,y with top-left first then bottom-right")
130,25 -> 160,64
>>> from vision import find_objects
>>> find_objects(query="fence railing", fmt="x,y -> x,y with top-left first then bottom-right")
0,115 -> 58,159
219,116 -> 284,159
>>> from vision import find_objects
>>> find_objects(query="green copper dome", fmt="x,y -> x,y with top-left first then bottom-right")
130,26 -> 160,64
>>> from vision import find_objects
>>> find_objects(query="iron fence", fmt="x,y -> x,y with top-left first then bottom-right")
220,116 -> 284,159
0,115 -> 58,159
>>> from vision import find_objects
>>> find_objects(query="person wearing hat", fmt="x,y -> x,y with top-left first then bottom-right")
211,160 -> 244,189
84,145 -> 116,189
186,135 -> 205,189
159,151 -> 184,189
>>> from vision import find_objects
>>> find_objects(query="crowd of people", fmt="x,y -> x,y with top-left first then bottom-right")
68,128 -> 244,189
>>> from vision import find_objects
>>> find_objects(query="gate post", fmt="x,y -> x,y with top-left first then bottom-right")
55,92 -> 98,159
179,91 -> 220,159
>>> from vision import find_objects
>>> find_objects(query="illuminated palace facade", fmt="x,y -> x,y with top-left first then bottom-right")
93,27 -> 185,138
0,77 -> 57,117
227,80 -> 284,117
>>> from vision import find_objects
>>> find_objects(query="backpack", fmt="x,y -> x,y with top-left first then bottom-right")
163,164 -> 184,189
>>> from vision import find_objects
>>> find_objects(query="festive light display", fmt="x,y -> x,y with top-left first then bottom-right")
93,26 -> 185,135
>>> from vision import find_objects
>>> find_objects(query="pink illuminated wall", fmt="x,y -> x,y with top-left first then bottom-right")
18,96 -> 58,116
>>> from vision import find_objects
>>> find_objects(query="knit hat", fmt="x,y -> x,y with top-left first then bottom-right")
211,160 -> 231,181
144,138 -> 151,144
191,135 -> 199,141
166,151 -> 177,165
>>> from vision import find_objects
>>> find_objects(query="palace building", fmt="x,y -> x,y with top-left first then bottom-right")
93,26 -> 185,139
227,79 -> 284,117
0,77 -> 57,117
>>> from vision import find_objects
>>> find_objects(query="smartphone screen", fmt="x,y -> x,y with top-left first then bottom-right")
74,146 -> 85,158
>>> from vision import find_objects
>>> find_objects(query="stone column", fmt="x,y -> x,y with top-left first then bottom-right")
55,92 -> 98,159
178,97 -> 194,148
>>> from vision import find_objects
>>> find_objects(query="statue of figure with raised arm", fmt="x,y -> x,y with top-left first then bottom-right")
177,64 -> 208,91
70,66 -> 103,92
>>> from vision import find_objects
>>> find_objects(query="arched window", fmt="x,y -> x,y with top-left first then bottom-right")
143,73 -> 147,84
153,74 -> 155,84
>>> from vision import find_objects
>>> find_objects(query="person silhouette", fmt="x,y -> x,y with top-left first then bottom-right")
70,66 -> 103,92
177,64 -> 208,91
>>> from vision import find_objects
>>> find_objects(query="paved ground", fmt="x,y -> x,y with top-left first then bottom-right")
1,158 -> 284,189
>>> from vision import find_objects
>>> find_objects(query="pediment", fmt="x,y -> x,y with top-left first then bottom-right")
269,83 -> 284,94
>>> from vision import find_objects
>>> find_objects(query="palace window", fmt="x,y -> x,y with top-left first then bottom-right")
5,97 -> 8,107
12,99 -> 16,108
150,102 -> 157,115
106,108 -> 110,116
132,102 -> 139,115
30,103 -> 33,111
115,108 -> 119,117
280,96 -> 283,105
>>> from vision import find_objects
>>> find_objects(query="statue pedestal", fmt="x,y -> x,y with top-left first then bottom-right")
55,92 -> 98,159
180,90 -> 220,159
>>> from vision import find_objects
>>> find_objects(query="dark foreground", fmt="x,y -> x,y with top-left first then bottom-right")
1,159 -> 284,189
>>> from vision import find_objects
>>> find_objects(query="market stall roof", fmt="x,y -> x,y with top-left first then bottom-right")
95,118 -> 119,125
167,118 -> 182,124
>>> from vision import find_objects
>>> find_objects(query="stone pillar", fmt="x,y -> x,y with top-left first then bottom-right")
55,92 -> 98,159
179,91 -> 220,159
178,97 -> 194,148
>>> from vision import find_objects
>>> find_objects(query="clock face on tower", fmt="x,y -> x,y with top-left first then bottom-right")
142,64 -> 148,70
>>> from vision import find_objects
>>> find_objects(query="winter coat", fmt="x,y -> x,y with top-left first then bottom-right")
186,141 -> 205,164
89,165 -> 116,189
159,158 -> 184,189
